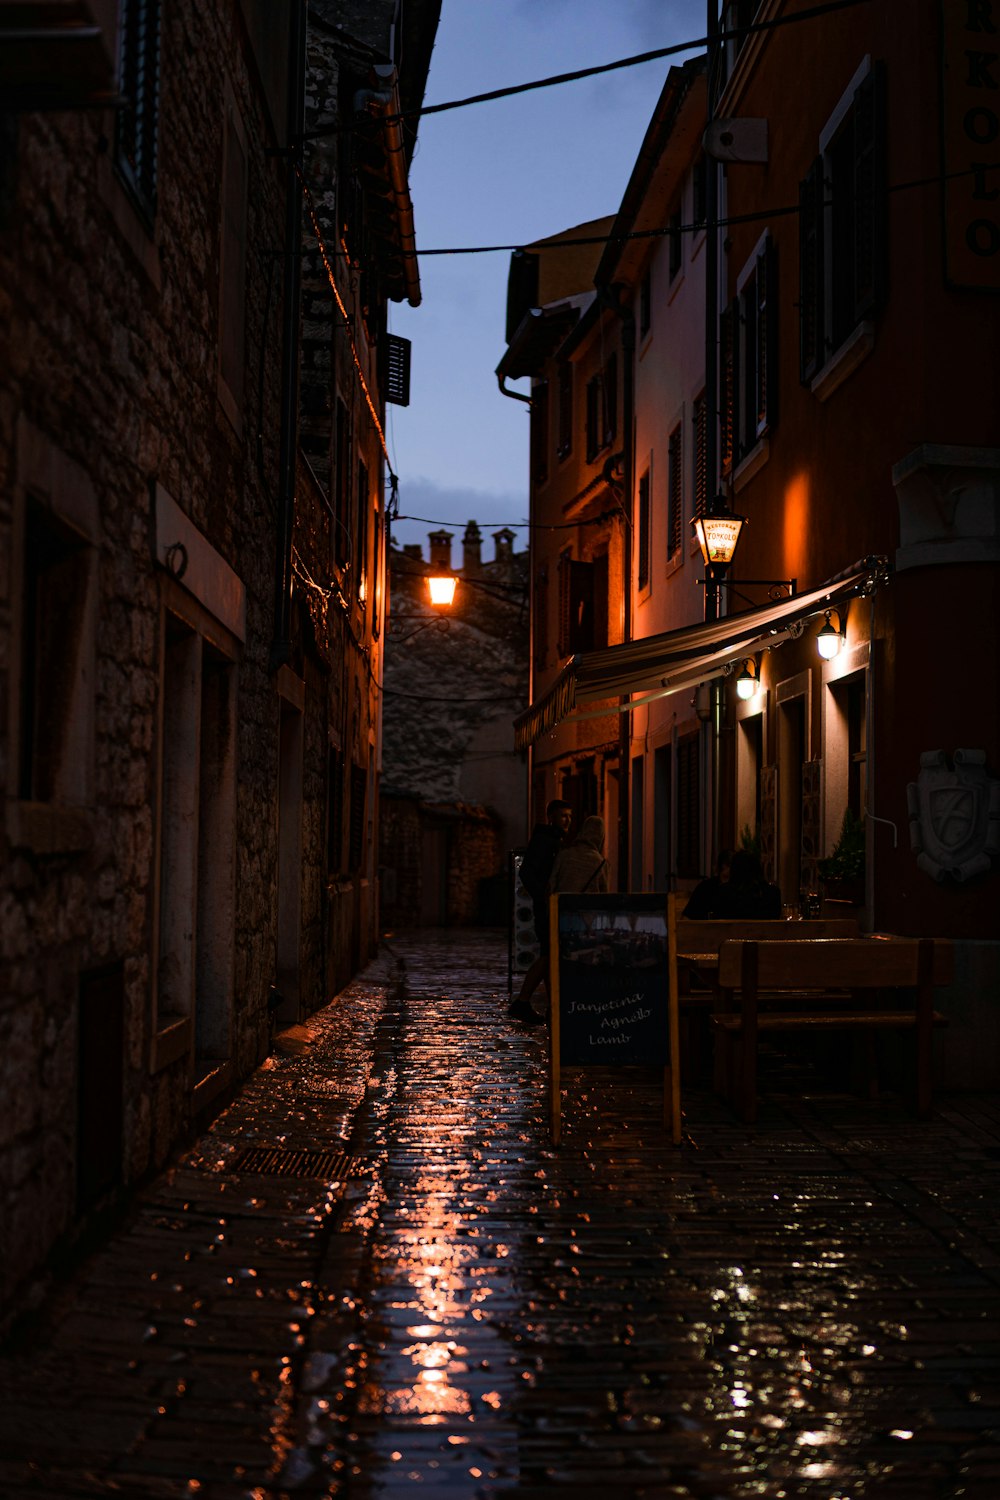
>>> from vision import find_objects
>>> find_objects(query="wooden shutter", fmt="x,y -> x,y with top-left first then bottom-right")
799,156 -> 825,382
852,63 -> 887,326
719,301 -> 738,474
692,394 -> 707,518
756,238 -> 778,435
637,472 -> 650,589
668,424 -> 683,557
386,335 -> 411,406
557,363 -> 573,458
116,0 -> 161,218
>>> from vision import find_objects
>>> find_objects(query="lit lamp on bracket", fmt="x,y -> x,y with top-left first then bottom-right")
735,658 -> 759,700
692,496 -> 746,621
427,574 -> 457,607
816,608 -> 845,660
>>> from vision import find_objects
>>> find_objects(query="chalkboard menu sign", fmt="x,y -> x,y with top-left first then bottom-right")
549,893 -> 682,1145
555,894 -> 670,1064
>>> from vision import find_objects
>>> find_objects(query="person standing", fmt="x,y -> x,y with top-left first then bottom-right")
508,799 -> 572,1025
548,815 -> 610,897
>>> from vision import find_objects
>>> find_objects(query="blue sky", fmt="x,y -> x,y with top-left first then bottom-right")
385,0 -> 705,557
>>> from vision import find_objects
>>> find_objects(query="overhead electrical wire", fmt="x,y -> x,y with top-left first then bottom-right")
301,0 -> 876,140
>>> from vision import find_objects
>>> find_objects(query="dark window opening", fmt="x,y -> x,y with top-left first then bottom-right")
115,0 -> 161,222
637,471 -> 650,590
667,424 -> 683,557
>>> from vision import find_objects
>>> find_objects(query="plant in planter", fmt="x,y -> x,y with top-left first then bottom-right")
819,808 -> 866,903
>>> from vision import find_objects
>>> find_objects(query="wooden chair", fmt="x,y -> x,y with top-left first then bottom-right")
712,937 -> 952,1123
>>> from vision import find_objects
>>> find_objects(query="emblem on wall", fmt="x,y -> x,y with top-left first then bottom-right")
907,749 -> 1000,882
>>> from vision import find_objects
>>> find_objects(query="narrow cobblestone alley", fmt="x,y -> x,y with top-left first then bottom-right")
2,930 -> 1000,1499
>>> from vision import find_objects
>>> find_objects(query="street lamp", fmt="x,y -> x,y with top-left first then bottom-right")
735,658 -> 759,700
692,496 -> 746,620
816,609 -> 845,659
427,575 -> 457,607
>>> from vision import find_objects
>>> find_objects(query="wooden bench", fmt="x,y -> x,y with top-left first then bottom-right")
711,936 -> 953,1124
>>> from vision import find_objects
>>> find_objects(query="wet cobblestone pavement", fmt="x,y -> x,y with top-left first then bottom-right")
2,928 -> 1000,1498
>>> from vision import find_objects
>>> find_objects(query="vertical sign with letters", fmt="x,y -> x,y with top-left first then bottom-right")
942,0 -> 1000,287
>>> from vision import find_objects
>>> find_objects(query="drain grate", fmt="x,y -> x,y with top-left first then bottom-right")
231,1146 -> 358,1180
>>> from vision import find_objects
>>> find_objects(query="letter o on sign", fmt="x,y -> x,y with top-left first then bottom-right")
967,218 -> 1000,256
964,106 -> 1000,146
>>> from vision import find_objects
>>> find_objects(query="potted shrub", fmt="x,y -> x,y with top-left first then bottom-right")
819,808 -> 866,905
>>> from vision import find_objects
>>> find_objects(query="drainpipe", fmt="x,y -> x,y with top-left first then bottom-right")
599,285 -> 635,890
271,0 -> 307,671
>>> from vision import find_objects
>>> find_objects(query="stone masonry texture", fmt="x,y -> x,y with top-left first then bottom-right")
1,929 -> 999,1497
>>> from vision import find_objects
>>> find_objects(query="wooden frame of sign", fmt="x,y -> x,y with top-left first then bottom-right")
548,891 -> 682,1146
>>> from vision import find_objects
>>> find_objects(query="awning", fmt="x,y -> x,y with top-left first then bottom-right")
514,556 -> 889,749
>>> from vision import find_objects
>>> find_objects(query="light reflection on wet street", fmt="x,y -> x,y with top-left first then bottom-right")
1,929 -> 1000,1497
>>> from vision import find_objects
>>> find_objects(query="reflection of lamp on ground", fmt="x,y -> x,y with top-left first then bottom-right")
692,497 -> 746,621
816,608 -> 845,659
427,575 -> 457,607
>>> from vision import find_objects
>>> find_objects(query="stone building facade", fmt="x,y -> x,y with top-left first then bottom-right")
0,0 -> 438,1330
380,524 -> 530,929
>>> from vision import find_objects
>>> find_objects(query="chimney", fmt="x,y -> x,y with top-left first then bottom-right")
402,543 -> 423,560
428,529 -> 453,571
493,528 -> 515,562
462,520 -> 483,576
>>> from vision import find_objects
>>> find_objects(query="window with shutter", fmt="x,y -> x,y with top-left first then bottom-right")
386,335 -> 411,406
334,398 -> 351,568
800,60 -> 886,386
732,234 -> 778,463
603,353 -> 618,447
557,363 -> 573,459
115,0 -> 161,223
667,424 -> 683,558
637,471 -> 650,591
585,373 -> 602,461
692,394 -> 707,519
558,553 -> 596,656
719,303 -> 738,475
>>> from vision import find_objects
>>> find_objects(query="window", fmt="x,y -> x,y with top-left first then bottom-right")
218,94 -> 247,426
327,745 -> 344,872
334,397 -> 351,567
18,498 -> 94,807
691,392 -> 707,520
721,234 -> 778,472
558,553 -> 596,656
721,1 -> 762,87
356,460 -> 369,602
639,267 -> 652,337
667,424 -> 683,558
349,762 -> 368,872
556,363 -> 573,459
385,334 -> 411,406
799,61 -> 886,384
692,155 -> 707,228
637,470 -> 651,591
668,205 -> 683,282
115,0 -> 161,223
585,353 -> 617,462
531,380 -> 549,484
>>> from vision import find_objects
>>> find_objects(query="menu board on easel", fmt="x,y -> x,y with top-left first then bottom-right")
548,893 -> 681,1146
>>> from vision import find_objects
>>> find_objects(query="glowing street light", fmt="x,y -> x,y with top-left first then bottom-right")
427,575 -> 457,607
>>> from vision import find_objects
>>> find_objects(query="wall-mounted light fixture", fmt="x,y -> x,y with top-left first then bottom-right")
735,658 -> 759,700
816,608 -> 845,660
427,575 -> 457,607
